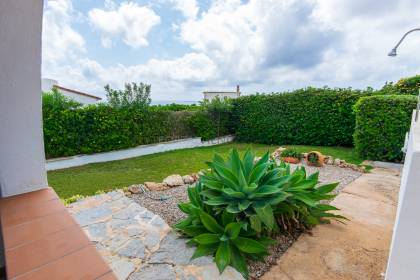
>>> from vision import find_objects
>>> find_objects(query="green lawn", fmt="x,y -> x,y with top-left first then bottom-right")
48,143 -> 362,199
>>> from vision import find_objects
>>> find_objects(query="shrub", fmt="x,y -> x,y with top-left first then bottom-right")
353,95 -> 417,162
43,92 -> 229,158
105,82 -> 151,109
175,149 -> 344,278
232,87 -> 371,146
280,148 -> 303,159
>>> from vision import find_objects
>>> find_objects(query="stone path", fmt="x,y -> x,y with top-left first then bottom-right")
67,191 -> 243,280
261,167 -> 401,280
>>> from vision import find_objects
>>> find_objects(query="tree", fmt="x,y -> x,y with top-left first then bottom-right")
105,82 -> 151,109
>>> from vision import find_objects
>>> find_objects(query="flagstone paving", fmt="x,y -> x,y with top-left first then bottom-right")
67,190 -> 244,280
261,167 -> 401,280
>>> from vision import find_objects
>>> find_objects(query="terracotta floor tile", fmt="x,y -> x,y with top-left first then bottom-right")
1,198 -> 64,228
3,210 -> 77,250
6,225 -> 91,278
96,271 -> 118,280
13,246 -> 112,280
0,188 -> 58,212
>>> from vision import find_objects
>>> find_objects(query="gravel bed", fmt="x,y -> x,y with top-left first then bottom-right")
131,163 -> 362,278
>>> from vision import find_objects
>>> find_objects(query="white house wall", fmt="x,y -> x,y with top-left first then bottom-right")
0,0 -> 48,197
60,90 -> 100,105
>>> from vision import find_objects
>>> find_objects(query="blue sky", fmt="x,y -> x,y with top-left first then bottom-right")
42,0 -> 420,101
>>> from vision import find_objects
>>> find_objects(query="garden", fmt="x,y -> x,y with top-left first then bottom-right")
44,75 -> 419,279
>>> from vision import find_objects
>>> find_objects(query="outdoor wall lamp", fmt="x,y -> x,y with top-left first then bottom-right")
388,28 -> 420,56
388,28 -> 420,123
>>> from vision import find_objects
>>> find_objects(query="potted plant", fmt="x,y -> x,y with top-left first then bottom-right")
280,148 -> 303,164
306,151 -> 325,167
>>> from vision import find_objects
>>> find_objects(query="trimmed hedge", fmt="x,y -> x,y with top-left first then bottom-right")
353,95 -> 417,162
43,104 -> 198,158
232,87 -> 370,146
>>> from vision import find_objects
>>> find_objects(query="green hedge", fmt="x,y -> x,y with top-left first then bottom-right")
353,95 -> 417,162
232,87 -> 370,146
43,104 -> 199,158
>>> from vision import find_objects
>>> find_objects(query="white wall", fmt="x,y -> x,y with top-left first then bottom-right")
41,78 -> 58,92
60,89 -> 100,105
0,0 -> 48,197
386,112 -> 420,279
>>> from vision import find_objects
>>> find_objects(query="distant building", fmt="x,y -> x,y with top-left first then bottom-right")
42,78 -> 102,105
203,85 -> 241,101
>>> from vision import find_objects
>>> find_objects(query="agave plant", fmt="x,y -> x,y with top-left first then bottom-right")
199,149 -> 291,232
273,164 -> 347,231
176,203 -> 273,278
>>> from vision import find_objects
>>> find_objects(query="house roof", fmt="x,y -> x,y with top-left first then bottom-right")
54,85 -> 102,100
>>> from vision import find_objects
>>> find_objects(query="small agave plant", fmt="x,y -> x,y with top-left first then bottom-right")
175,148 -> 346,279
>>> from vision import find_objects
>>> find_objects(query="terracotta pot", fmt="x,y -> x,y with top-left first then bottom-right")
306,151 -> 325,167
281,157 -> 300,164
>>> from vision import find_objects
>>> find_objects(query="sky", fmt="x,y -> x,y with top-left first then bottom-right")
42,0 -> 420,102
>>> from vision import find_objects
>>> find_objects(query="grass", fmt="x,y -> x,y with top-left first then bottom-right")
48,143 -> 362,199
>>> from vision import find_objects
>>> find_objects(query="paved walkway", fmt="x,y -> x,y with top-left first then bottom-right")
262,167 -> 401,280
67,191 -> 243,280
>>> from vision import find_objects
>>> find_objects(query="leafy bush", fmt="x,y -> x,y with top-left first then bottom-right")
175,149 -> 344,278
354,95 -> 417,162
43,91 -> 229,158
280,148 -> 303,159
232,87 -> 371,146
187,97 -> 234,140
150,103 -> 199,111
395,75 -> 420,95
105,82 -> 151,109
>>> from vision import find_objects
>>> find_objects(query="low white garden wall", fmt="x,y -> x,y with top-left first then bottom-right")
386,111 -> 420,279
46,135 -> 234,171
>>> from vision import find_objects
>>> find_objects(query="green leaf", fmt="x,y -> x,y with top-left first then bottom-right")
200,212 -> 224,233
191,244 -> 217,260
221,210 -> 235,226
193,233 -> 221,244
226,203 -> 241,213
222,188 -> 246,198
233,237 -> 267,253
215,242 -> 231,273
249,215 -> 262,232
229,244 -> 248,279
317,182 -> 339,194
242,150 -> 255,179
249,162 -> 268,184
204,197 -> 228,206
181,225 -> 207,237
238,200 -> 252,211
225,222 -> 242,239
254,204 -> 274,230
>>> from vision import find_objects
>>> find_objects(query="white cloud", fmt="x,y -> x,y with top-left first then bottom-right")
42,0 -> 420,102
42,0 -> 85,64
88,2 -> 160,48
171,0 -> 199,20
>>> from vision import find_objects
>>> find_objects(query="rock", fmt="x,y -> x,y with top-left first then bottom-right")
117,239 -> 145,259
163,175 -> 184,187
326,156 -> 334,165
271,147 -> 287,159
129,264 -> 176,280
145,182 -> 168,191
191,173 -> 199,181
111,259 -> 136,280
182,175 -> 195,184
334,158 -> 341,166
128,184 -> 142,194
